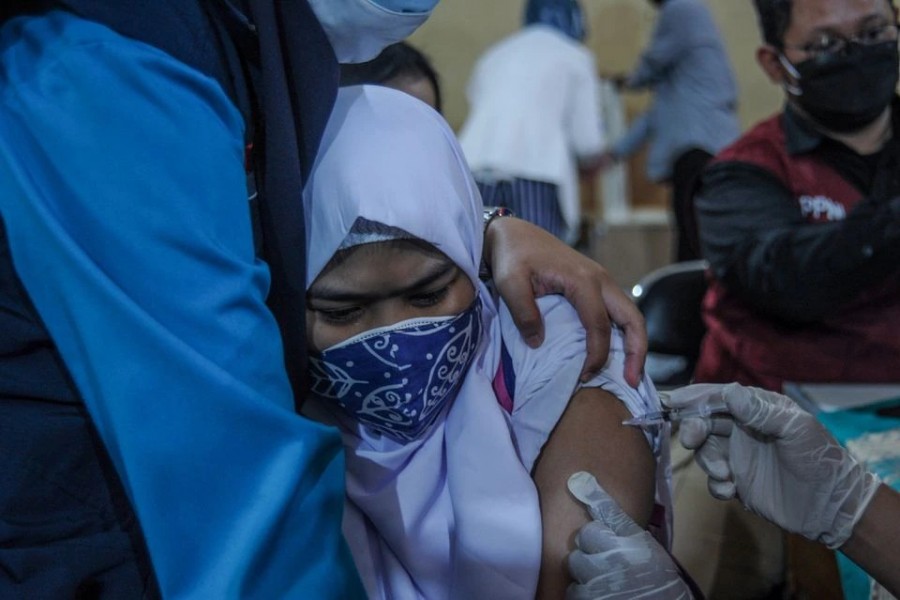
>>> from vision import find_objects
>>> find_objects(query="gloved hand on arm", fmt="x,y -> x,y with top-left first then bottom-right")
566,472 -> 693,600
664,383 -> 880,549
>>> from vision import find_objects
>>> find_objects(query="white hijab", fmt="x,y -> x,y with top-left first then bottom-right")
303,85 -> 543,599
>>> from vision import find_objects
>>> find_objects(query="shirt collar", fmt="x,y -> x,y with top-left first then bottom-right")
782,103 -> 825,155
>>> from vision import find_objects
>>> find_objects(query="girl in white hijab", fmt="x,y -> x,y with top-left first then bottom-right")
302,85 -> 672,598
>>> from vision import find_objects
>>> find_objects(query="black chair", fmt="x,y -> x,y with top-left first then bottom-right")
631,260 -> 709,389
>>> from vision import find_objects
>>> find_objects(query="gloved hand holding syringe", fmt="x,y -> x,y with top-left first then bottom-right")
641,383 -> 880,549
622,391 -> 728,427
571,383 -> 899,598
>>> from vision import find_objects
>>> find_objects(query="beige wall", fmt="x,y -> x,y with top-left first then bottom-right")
410,0 -> 785,134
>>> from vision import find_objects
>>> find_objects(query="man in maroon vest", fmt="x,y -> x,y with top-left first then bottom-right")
694,0 -> 900,392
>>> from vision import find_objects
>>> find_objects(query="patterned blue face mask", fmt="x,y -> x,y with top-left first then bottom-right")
308,300 -> 483,443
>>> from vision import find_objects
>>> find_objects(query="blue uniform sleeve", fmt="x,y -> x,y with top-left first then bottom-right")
627,0 -> 699,89
0,12 -> 362,599
612,110 -> 654,160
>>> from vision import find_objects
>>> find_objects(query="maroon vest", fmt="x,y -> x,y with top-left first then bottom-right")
695,114 -> 900,391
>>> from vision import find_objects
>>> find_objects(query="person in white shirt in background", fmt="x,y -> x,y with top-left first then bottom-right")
458,0 -> 606,245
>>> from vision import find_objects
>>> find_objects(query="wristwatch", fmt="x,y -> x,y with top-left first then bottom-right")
483,206 -> 515,233
480,207 -> 514,280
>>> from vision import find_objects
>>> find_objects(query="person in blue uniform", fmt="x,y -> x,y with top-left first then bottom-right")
0,1 -> 650,598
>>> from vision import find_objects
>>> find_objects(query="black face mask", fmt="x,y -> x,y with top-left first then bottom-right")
781,41 -> 900,132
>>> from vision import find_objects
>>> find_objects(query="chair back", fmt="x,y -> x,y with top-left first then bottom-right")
631,260 -> 709,387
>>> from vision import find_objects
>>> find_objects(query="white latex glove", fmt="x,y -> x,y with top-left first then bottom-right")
665,383 -> 880,548
566,472 -> 693,600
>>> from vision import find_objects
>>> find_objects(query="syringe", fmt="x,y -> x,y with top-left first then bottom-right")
622,401 -> 729,427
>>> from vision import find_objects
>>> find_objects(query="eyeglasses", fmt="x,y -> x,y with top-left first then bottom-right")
784,22 -> 899,59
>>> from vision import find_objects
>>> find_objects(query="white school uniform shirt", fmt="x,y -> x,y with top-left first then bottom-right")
459,25 -> 605,241
302,85 -> 669,599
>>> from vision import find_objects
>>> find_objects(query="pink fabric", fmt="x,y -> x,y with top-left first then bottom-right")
493,364 -> 514,414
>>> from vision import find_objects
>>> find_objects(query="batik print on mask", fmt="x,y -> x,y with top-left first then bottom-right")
309,300 -> 483,443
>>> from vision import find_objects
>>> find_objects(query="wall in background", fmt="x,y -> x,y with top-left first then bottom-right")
406,0 -> 786,281
409,0 -> 783,136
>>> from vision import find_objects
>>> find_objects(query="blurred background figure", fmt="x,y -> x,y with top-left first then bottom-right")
457,0 -> 606,244
599,0 -> 740,261
341,41 -> 443,112
693,0 -> 900,392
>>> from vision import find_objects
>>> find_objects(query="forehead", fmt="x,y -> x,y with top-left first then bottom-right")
312,241 -> 452,290
788,0 -> 893,34
383,75 -> 438,111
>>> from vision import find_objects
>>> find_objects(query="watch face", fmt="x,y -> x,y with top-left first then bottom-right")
483,207 -> 514,224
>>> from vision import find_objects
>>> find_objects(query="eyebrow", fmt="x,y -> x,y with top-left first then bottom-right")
858,13 -> 893,28
308,260 -> 458,303
807,13 -> 891,38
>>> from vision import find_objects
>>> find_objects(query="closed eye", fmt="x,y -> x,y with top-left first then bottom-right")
408,267 -> 464,308
311,305 -> 363,325
408,286 -> 451,308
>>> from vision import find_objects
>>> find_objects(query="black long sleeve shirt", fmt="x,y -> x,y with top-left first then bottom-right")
695,101 -> 900,324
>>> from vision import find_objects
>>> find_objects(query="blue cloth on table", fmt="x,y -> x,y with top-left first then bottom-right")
817,400 -> 900,600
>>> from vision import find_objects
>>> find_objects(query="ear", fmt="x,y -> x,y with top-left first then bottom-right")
756,44 -> 787,85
